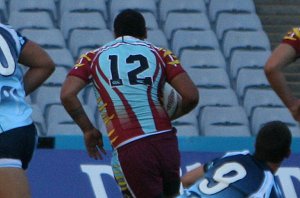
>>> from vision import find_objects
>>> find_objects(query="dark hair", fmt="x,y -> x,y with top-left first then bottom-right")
113,9 -> 146,38
254,121 -> 292,163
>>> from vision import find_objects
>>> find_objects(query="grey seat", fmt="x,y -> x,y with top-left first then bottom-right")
230,50 -> 271,80
203,125 -> 251,137
21,29 -> 66,49
142,12 -> 159,30
159,0 -> 207,23
60,12 -> 107,41
251,107 -> 300,137
8,11 -> 54,31
235,68 -> 271,100
146,29 -> 169,49
69,29 -> 113,58
0,0 -> 7,22
31,104 -> 47,136
243,88 -> 284,117
9,0 -> 57,21
200,106 -> 250,136
180,49 -> 226,69
187,68 -> 231,89
45,48 -> 74,69
222,30 -> 271,59
43,67 -> 68,86
172,29 -> 219,57
47,123 -> 82,136
59,0 -> 107,20
164,12 -> 210,40
110,0 -> 157,23
216,13 -> 262,41
208,0 -> 256,23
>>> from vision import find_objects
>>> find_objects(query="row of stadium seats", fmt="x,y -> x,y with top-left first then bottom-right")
1,0 -> 299,137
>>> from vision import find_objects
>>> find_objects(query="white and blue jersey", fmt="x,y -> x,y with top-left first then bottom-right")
0,24 -> 32,133
180,151 -> 284,198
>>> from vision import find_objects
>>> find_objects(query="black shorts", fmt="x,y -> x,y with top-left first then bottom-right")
0,123 -> 37,169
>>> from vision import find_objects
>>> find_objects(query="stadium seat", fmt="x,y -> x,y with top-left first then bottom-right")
164,12 -> 211,40
203,125 -> 251,137
69,29 -> 114,58
59,0 -> 108,20
142,12 -> 159,30
110,0 -> 157,23
235,68 -> 271,100
172,30 -> 219,57
60,12 -> 107,41
8,11 -> 54,31
251,107 -> 300,137
180,49 -> 226,69
243,89 -> 285,117
45,48 -> 75,69
187,68 -> 231,89
21,29 -> 66,49
146,29 -> 169,49
222,30 -> 271,59
215,13 -> 263,41
200,106 -> 250,136
159,0 -> 207,23
43,67 -> 68,86
31,104 -> 47,136
47,123 -> 82,136
230,50 -> 271,80
172,109 -> 200,136
46,104 -> 96,130
208,0 -> 256,23
9,0 -> 57,21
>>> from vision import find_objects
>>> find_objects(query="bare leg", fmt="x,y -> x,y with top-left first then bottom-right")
0,168 -> 31,198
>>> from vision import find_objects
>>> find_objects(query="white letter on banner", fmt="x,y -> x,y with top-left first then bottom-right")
80,165 -> 114,198
276,167 -> 300,198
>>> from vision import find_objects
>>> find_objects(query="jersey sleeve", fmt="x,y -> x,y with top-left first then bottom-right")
68,52 -> 96,83
281,27 -> 300,55
158,48 -> 186,82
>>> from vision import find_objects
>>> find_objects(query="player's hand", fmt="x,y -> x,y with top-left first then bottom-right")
288,99 -> 300,122
84,128 -> 106,160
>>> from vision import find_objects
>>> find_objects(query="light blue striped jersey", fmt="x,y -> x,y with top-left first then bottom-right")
0,23 -> 32,132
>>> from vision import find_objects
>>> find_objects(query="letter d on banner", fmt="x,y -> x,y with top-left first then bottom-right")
81,165 -> 114,198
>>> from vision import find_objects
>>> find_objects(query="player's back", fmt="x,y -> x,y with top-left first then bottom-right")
0,24 -> 32,133
180,151 -> 276,198
87,36 -> 184,148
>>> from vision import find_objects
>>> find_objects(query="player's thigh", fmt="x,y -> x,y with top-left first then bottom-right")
0,167 -> 31,198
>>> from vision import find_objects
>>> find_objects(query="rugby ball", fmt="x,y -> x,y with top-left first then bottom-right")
163,83 -> 181,117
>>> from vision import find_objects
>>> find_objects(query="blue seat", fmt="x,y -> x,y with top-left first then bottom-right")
69,29 -> 113,58
230,50 -> 271,80
146,29 -> 169,49
8,11 -> 54,31
159,0 -> 207,23
235,68 -> 271,100
208,0 -> 256,23
216,13 -> 263,41
21,29 -> 66,49
45,48 -> 74,69
60,12 -> 107,41
251,107 -> 300,136
164,12 -> 211,40
200,106 -> 250,136
180,49 -> 226,69
9,0 -> 57,21
222,30 -> 271,59
59,0 -> 108,20
172,29 -> 219,57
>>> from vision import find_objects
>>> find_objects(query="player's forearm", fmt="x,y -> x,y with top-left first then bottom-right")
265,64 -> 297,108
171,94 -> 199,120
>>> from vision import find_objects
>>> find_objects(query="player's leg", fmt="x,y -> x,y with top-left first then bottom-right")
0,124 -> 37,198
112,135 -> 166,198
0,167 -> 31,198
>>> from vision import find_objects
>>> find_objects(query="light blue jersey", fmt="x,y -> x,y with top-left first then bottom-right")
179,151 -> 284,198
0,24 -> 32,133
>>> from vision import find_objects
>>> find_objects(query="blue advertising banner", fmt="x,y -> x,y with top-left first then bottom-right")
28,150 -> 300,198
